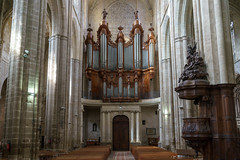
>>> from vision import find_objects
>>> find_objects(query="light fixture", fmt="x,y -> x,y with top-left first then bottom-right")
23,49 -> 30,58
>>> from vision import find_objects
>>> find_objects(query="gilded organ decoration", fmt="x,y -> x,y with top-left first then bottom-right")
85,11 -> 156,102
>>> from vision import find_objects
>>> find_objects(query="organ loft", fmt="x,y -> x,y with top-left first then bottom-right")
85,10 -> 156,102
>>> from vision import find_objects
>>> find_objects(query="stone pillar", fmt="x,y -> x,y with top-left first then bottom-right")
158,104 -> 163,147
130,111 -> 135,143
107,112 -> 111,143
45,34 -> 71,150
178,106 -> 185,148
135,111 -> 140,143
69,58 -> 80,148
192,0 -> 234,84
159,13 -> 176,150
4,0 -> 47,159
80,105 -> 84,146
101,111 -> 106,143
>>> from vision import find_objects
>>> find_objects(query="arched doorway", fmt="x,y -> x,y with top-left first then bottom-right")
0,79 -> 7,144
113,115 -> 129,151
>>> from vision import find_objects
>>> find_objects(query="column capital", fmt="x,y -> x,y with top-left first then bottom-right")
80,105 -> 85,111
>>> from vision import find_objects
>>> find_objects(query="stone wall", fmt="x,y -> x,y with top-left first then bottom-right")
141,106 -> 159,145
0,16 -> 11,94
84,108 -> 100,140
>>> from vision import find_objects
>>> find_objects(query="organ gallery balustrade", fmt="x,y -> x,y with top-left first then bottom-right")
85,10 -> 156,102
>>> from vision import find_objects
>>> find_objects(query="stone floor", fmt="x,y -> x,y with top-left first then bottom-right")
107,151 -> 135,160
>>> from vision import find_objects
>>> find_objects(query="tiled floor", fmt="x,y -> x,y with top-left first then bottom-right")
107,151 -> 135,160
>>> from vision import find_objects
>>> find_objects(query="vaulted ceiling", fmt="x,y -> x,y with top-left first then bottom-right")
88,0 -> 154,12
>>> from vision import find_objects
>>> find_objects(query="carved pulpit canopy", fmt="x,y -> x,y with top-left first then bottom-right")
175,43 -> 209,100
178,43 -> 208,83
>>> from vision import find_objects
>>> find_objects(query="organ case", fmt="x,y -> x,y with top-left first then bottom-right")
85,12 -> 156,102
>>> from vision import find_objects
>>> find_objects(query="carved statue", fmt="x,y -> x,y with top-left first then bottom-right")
87,24 -> 93,32
178,43 -> 208,83
134,10 -> 139,19
102,9 -> 108,20
149,23 -> 154,32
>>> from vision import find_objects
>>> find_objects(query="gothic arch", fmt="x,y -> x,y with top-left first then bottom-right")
0,12 -> 12,101
175,0 -> 194,40
0,78 -> 7,142
161,16 -> 170,59
47,0 -> 67,35
71,17 -> 81,59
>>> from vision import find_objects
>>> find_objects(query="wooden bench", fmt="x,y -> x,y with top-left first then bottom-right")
39,150 -> 58,160
86,139 -> 99,145
148,138 -> 158,146
176,149 -> 196,158
137,151 -> 177,160
53,154 -> 106,160
52,145 -> 111,160
131,145 -> 195,160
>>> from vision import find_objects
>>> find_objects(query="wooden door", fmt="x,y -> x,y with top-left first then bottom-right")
113,115 -> 129,151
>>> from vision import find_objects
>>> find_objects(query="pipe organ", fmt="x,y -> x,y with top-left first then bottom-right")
85,11 -> 156,102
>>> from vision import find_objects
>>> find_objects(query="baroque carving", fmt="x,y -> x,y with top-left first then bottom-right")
182,118 -> 211,154
178,43 -> 208,83
185,140 -> 207,154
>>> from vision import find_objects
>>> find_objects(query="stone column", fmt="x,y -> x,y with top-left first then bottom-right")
135,111 -> 140,143
101,111 -> 106,143
80,105 -> 84,146
192,0 -> 234,84
107,112 -> 111,143
45,34 -> 71,150
158,104 -> 163,147
159,13 -> 176,149
69,58 -> 80,148
178,106 -> 185,148
4,0 -> 47,159
130,111 -> 135,143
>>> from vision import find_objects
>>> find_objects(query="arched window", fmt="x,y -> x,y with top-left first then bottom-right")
93,123 -> 97,132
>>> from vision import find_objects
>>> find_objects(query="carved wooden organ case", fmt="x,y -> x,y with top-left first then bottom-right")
85,15 -> 156,102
